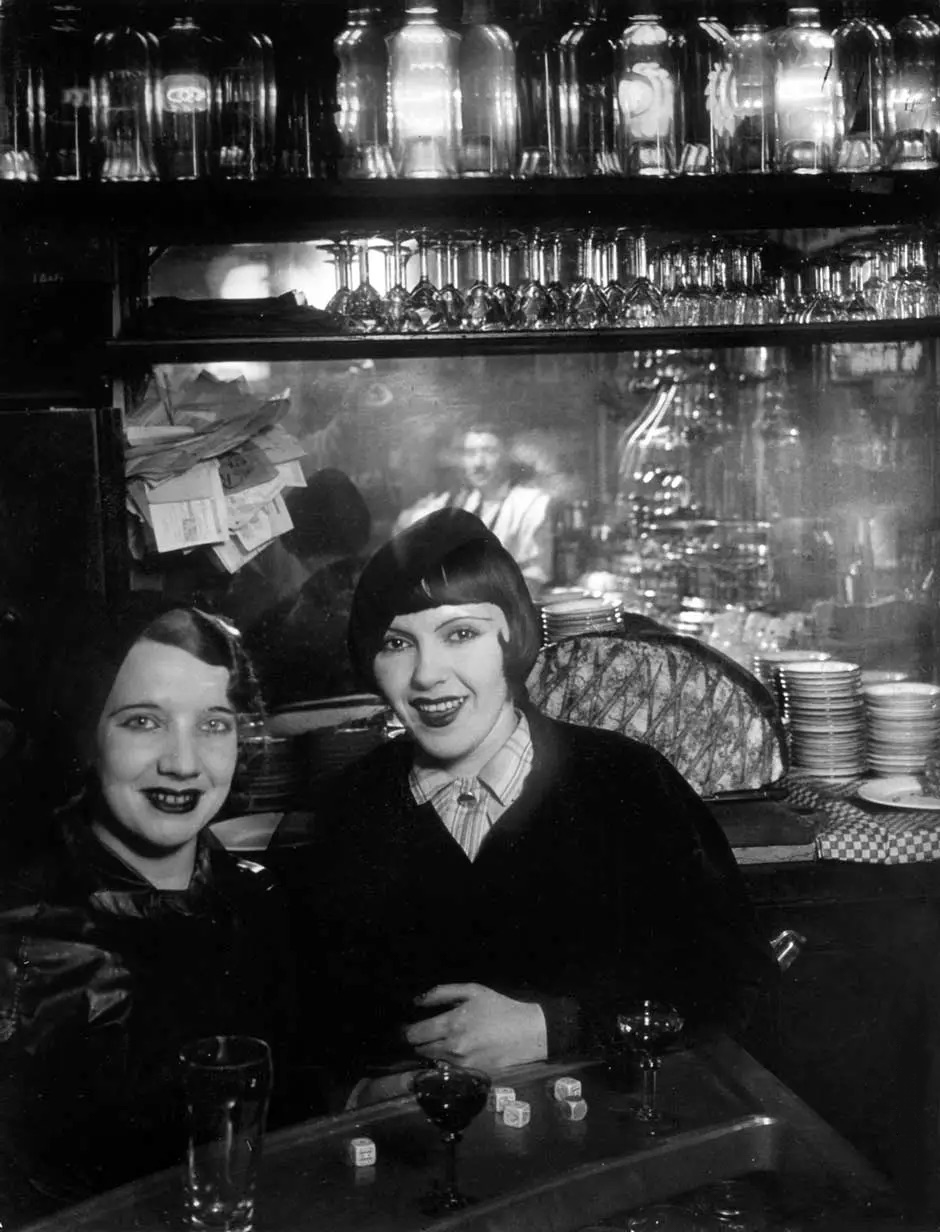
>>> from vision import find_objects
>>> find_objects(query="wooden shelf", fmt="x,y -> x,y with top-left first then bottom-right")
4,172 -> 940,243
107,316 -> 940,365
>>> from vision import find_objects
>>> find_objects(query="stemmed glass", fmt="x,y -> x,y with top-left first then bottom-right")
408,229 -> 446,331
544,233 -> 569,326
345,239 -> 383,333
412,1062 -> 492,1212
491,238 -> 516,322
319,238 -> 355,323
621,233 -> 663,328
462,233 -> 508,332
512,230 -> 554,330
613,1000 -> 685,1133
603,234 -> 628,326
377,235 -> 422,333
567,229 -> 609,329
435,235 -> 465,331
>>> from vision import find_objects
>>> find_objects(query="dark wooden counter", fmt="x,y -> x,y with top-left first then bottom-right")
18,1042 -> 900,1232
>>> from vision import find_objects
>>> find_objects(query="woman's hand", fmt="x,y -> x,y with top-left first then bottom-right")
404,983 -> 548,1073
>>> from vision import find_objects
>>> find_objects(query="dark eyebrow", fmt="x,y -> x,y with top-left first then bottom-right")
435,614 -> 495,631
106,702 -> 236,717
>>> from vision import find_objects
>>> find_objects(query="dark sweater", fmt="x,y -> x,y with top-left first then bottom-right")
286,710 -> 777,1082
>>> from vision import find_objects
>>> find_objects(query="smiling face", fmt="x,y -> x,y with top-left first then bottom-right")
372,603 -> 517,776
92,638 -> 238,879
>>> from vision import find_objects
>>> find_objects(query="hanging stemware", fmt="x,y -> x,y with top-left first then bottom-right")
512,229 -> 554,330
408,229 -> 447,330
345,239 -> 384,332
621,232 -> 663,328
462,232 -> 508,331
378,235 -> 423,332
567,229 -> 609,329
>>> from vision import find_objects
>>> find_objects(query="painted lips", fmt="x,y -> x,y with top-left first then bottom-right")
411,697 -> 466,729
141,789 -> 202,814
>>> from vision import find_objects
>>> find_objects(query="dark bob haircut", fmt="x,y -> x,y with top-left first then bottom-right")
32,596 -> 262,804
347,508 -> 541,695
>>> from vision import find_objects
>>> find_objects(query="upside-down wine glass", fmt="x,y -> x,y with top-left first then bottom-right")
614,1000 -> 685,1133
345,239 -> 384,332
512,229 -> 554,330
408,229 -> 446,330
378,235 -> 423,333
621,232 -> 663,328
320,238 -> 355,323
544,232 -> 569,325
491,237 -> 516,321
435,234 -> 466,330
412,1062 -> 492,1212
462,233 -> 508,331
567,229 -> 609,329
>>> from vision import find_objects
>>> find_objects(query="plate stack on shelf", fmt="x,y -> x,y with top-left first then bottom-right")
862,681 -> 940,776
752,649 -> 832,719
541,594 -> 624,643
777,659 -> 866,782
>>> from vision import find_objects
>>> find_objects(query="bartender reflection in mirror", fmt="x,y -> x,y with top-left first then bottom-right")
286,509 -> 777,1108
394,422 -> 553,595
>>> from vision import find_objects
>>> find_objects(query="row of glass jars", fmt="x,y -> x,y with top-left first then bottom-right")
5,0 -> 940,183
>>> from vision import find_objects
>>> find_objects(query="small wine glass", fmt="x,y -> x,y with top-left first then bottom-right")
435,234 -> 466,331
566,229 -> 609,329
377,236 -> 423,333
408,229 -> 447,331
462,233 -> 509,331
319,238 -> 355,323
613,1000 -> 685,1133
621,233 -> 663,328
512,230 -> 554,330
412,1062 -> 492,1212
345,239 -> 384,333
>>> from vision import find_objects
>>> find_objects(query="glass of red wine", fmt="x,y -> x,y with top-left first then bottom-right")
412,1062 -> 492,1211
614,1000 -> 685,1133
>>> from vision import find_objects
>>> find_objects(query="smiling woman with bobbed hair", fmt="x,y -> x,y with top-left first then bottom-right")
286,508 -> 777,1106
0,597 -> 309,1225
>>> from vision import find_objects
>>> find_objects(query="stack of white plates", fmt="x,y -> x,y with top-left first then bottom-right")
862,681 -> 940,776
541,594 -> 624,643
752,650 -> 832,717
241,734 -> 304,813
778,659 -> 866,780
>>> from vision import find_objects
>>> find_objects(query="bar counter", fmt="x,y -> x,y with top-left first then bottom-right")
19,1039 -> 904,1232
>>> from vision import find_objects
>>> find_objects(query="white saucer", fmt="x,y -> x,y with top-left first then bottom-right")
856,776 -> 940,812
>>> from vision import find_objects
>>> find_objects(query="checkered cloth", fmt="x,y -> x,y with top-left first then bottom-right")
786,772 -> 940,864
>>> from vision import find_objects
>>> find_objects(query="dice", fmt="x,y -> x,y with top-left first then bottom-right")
502,1099 -> 531,1128
551,1076 -> 582,1102
557,1097 -> 588,1122
488,1086 -> 516,1113
346,1137 -> 377,1167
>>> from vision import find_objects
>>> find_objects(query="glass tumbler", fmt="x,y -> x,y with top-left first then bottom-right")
180,1035 -> 273,1232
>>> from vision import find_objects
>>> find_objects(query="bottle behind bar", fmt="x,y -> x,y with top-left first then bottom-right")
36,0 -> 91,179
675,0 -> 734,175
728,10 -> 774,173
516,0 -> 561,176
387,0 -> 461,178
558,0 -> 619,176
92,16 -> 158,181
834,0 -> 893,171
615,5 -> 677,177
334,3 -> 394,178
773,5 -> 842,173
212,20 -> 269,179
275,0 -> 340,179
888,8 -> 940,170
459,0 -> 517,177
0,0 -> 41,180
156,11 -> 212,179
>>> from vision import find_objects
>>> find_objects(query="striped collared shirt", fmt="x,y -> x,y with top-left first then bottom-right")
409,713 -> 534,861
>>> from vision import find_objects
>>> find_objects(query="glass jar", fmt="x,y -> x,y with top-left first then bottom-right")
516,0 -> 561,177
834,0 -> 894,171
156,13 -> 213,180
888,10 -> 940,170
615,8 -> 677,177
0,0 -> 42,180
458,0 -> 517,177
213,21 -> 269,180
773,5 -> 842,174
334,3 -> 394,178
558,0 -> 619,176
37,1 -> 91,180
91,17 -> 159,182
676,0 -> 735,175
387,0 -> 461,178
729,16 -> 775,173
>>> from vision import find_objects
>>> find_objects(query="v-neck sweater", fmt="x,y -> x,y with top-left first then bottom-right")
287,709 -> 777,1080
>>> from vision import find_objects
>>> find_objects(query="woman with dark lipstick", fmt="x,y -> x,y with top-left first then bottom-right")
0,599 -> 302,1225
286,508 -> 777,1106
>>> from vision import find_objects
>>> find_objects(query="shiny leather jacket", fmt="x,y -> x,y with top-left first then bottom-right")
0,806 -> 293,1225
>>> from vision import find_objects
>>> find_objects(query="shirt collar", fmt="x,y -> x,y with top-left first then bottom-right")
410,712 -> 533,806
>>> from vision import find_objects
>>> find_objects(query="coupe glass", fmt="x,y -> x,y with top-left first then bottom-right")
413,1062 -> 492,1212
613,999 -> 685,1133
